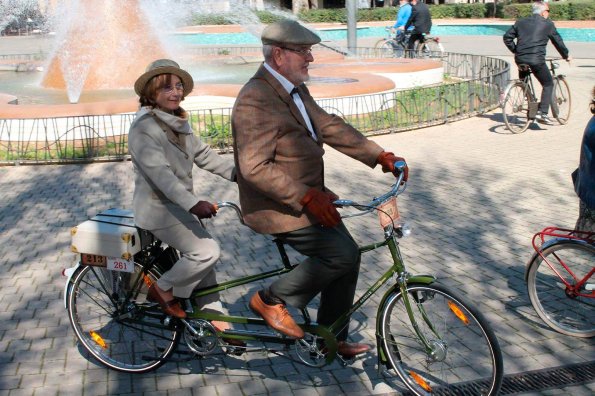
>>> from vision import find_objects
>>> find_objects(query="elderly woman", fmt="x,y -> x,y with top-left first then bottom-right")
128,59 -> 235,325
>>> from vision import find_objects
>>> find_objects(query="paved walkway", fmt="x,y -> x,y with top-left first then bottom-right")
1,36 -> 594,395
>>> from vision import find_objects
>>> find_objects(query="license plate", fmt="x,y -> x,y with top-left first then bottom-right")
106,257 -> 134,273
81,254 -> 134,273
81,254 -> 106,266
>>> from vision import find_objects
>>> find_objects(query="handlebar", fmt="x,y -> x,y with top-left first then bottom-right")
217,160 -> 408,223
333,160 -> 407,217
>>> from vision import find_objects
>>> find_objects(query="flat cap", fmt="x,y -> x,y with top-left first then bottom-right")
261,19 -> 321,46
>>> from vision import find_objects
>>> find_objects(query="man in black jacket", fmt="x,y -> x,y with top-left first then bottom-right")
402,0 -> 432,55
503,1 -> 571,125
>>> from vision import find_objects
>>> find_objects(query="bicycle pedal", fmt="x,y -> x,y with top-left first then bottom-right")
337,354 -> 355,366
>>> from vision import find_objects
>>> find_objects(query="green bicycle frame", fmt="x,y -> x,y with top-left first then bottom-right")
180,226 -> 438,363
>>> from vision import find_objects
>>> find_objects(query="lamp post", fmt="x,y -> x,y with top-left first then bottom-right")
26,18 -> 33,35
346,0 -> 357,54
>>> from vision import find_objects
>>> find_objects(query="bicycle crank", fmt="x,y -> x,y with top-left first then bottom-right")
181,319 -> 219,356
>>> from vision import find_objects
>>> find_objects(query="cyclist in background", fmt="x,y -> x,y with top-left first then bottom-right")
403,0 -> 432,55
393,0 -> 414,47
503,1 -> 572,125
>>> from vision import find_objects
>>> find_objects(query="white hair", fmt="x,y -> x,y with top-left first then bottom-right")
532,1 -> 548,15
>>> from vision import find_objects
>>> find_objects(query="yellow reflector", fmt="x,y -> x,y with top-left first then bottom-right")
448,300 -> 470,325
143,275 -> 153,288
90,330 -> 108,349
409,370 -> 432,392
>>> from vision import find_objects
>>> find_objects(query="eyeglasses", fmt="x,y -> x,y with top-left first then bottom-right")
279,46 -> 313,57
161,82 -> 184,94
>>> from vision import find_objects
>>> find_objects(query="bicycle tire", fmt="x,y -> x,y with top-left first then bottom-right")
550,77 -> 571,125
67,263 -> 181,373
526,240 -> 595,338
417,39 -> 444,59
375,39 -> 404,58
379,283 -> 503,395
502,82 -> 531,133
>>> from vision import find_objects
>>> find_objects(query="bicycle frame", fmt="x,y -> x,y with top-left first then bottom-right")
527,227 -> 595,299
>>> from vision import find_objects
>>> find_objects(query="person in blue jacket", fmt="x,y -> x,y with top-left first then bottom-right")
393,0 -> 413,32
572,87 -> 595,232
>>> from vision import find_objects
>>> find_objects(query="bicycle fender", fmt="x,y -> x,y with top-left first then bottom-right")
375,276 -> 436,367
524,238 -> 589,282
63,263 -> 81,309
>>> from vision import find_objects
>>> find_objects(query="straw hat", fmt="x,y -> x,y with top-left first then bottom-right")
261,19 -> 321,46
134,59 -> 194,97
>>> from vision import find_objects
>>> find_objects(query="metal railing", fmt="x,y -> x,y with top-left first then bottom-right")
0,51 -> 509,165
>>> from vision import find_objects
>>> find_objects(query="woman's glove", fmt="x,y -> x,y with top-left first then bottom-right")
300,188 -> 341,228
377,151 -> 409,181
190,201 -> 218,219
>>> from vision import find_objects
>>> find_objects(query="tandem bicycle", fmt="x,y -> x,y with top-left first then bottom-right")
63,162 -> 503,395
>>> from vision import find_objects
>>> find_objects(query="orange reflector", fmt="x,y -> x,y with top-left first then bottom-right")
143,274 -> 153,288
90,330 -> 108,349
409,370 -> 432,392
448,300 -> 470,325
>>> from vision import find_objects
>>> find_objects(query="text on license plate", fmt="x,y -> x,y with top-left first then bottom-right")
81,254 -> 134,273
106,257 -> 134,273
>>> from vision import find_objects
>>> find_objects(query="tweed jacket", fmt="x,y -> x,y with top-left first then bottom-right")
129,108 -> 235,230
231,64 -> 384,235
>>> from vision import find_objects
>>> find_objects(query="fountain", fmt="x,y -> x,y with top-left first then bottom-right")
42,0 -> 168,103
1,0 -> 444,109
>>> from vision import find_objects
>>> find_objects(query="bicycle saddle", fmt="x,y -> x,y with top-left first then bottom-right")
518,64 -> 532,73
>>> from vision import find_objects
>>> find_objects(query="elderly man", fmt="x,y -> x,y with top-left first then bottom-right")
231,19 -> 408,358
503,1 -> 571,125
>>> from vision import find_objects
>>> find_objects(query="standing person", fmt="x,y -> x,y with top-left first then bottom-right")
231,19 -> 408,358
572,87 -> 595,232
403,0 -> 432,55
128,59 -> 238,338
503,1 -> 572,125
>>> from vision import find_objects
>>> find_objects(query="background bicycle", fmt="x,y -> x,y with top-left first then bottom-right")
525,227 -> 594,338
501,58 -> 571,133
375,27 -> 444,59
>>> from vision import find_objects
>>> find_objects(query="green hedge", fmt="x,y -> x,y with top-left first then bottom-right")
189,2 -> 595,25
502,2 -> 595,20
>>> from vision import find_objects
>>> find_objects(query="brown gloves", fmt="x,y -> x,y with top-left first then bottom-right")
377,151 -> 409,181
300,188 -> 341,228
190,201 -> 218,219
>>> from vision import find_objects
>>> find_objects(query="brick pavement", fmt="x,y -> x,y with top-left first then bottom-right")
1,40 -> 595,395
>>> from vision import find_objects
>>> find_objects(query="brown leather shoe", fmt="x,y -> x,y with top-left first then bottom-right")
337,341 -> 371,359
249,292 -> 304,338
147,284 -> 186,318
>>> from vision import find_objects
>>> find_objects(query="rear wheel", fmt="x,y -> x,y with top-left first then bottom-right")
417,39 -> 444,59
379,283 -> 503,395
551,77 -> 571,124
67,263 -> 181,373
526,240 -> 595,337
502,82 -> 531,133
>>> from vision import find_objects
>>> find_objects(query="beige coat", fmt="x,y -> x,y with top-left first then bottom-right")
129,109 -> 235,230
232,65 -> 384,235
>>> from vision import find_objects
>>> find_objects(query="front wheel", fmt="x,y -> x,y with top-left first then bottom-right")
375,39 -> 405,58
551,77 -> 571,124
379,283 -> 503,395
67,263 -> 181,373
526,240 -> 595,337
502,82 -> 531,133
